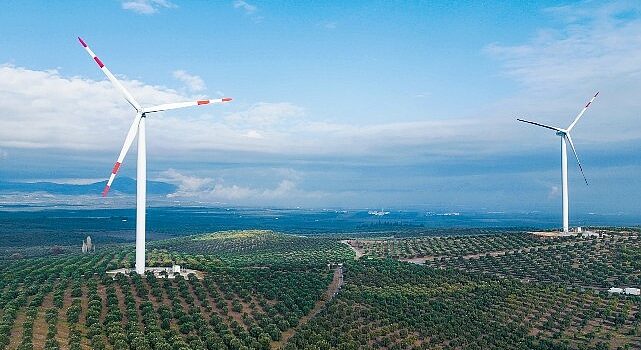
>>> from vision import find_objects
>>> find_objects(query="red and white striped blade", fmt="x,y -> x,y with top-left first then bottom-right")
102,112 -> 143,197
143,98 -> 232,113
78,37 -> 142,111
567,91 -> 599,131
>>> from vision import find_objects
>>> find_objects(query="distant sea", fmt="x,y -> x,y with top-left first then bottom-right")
1,205 -> 639,247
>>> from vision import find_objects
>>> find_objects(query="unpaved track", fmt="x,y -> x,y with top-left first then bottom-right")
341,240 -> 364,259
271,266 -> 344,349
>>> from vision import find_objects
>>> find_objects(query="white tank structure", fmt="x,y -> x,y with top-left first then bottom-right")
78,37 -> 232,274
82,236 -> 94,253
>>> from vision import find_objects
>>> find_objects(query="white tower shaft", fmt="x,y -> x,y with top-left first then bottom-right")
561,136 -> 569,232
136,116 -> 146,274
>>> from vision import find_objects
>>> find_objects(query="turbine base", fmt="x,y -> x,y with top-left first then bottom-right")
106,266 -> 204,280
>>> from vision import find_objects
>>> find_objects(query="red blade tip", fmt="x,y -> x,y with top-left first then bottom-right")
102,185 -> 110,197
94,56 -> 104,68
222,97 -> 233,102
78,37 -> 87,47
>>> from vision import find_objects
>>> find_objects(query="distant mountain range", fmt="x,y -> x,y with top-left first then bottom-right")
0,177 -> 177,196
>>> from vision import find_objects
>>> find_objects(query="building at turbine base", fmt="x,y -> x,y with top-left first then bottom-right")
530,228 -> 598,238
106,264 -> 203,280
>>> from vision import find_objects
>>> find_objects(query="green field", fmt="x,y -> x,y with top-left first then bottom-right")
1,229 -> 640,349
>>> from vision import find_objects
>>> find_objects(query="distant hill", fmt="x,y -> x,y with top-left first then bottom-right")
0,177 -> 177,196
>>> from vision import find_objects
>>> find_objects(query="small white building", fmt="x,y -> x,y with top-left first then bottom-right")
106,264 -> 201,280
608,287 -> 640,296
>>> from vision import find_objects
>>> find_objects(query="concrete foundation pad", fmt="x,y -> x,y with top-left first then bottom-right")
529,230 -> 599,238
106,266 -> 204,279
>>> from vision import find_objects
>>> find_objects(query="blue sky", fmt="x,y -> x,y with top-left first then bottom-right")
1,0 -> 641,217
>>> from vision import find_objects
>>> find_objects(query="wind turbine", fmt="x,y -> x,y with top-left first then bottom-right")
78,37 -> 232,274
517,92 -> 598,233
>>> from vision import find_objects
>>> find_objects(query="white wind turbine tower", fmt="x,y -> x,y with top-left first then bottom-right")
517,92 -> 598,233
78,37 -> 232,274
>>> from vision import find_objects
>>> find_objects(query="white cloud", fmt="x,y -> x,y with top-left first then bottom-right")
0,64 -> 187,151
0,64 -> 297,155
244,130 -> 263,139
224,102 -> 304,126
0,64 -> 532,162
485,2 -> 641,89
323,22 -> 337,30
172,70 -> 206,92
121,0 -> 176,14
158,169 -> 213,192
233,0 -> 257,14
158,169 -> 324,205
232,0 -> 262,22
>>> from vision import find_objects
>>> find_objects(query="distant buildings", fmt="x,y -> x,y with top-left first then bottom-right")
81,236 -> 95,253
368,209 -> 390,216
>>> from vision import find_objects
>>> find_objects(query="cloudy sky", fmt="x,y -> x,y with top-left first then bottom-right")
1,0 -> 640,214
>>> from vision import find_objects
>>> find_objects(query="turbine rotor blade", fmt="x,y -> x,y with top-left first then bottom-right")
516,118 -> 564,132
102,112 -> 143,196
565,133 -> 588,185
143,98 -> 232,113
78,37 -> 142,111
568,91 -> 599,131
